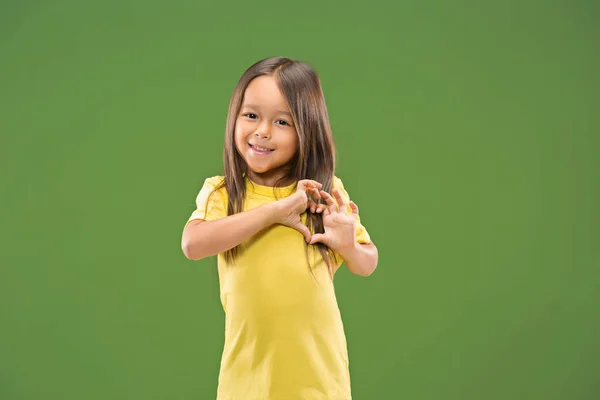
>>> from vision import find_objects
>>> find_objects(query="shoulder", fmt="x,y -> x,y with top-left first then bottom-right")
196,175 -> 227,200
332,176 -> 352,200
332,175 -> 345,189
332,175 -> 351,193
203,175 -> 225,189
332,175 -> 363,200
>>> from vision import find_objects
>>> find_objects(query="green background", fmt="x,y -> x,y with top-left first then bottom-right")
1,0 -> 599,399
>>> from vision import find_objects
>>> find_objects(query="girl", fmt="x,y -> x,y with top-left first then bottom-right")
181,56 -> 378,400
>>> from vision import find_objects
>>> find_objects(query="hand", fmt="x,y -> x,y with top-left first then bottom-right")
309,188 -> 358,254
276,179 -> 322,242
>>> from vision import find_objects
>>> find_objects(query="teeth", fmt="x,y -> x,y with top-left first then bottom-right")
253,145 -> 271,151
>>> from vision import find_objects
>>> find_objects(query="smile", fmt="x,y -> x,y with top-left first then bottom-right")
249,143 -> 274,154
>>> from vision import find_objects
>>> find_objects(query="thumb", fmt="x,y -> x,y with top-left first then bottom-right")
309,233 -> 329,246
294,222 -> 312,243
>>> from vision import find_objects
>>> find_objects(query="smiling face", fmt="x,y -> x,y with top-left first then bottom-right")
234,75 -> 299,187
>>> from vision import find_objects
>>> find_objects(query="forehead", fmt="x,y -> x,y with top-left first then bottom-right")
243,75 -> 289,110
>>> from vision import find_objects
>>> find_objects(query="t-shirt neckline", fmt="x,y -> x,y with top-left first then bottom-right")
245,177 -> 297,198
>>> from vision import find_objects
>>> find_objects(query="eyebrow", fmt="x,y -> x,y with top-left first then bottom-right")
243,104 -> 292,116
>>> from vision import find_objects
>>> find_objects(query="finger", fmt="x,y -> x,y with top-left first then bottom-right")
349,201 -> 359,216
320,190 -> 338,214
316,203 -> 327,213
309,233 -> 328,246
311,187 -> 322,201
295,222 -> 312,243
308,187 -> 322,212
297,179 -> 322,191
333,189 -> 347,215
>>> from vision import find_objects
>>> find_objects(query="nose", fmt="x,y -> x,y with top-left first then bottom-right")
254,123 -> 271,139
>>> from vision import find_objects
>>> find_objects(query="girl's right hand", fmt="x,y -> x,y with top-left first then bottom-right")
275,179 -> 322,242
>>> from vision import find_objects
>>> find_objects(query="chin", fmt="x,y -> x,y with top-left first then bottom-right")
242,160 -> 267,174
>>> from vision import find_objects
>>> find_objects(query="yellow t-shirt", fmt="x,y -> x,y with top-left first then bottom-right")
186,175 -> 371,400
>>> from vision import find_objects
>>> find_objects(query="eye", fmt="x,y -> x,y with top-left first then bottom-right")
276,120 -> 290,126
244,113 -> 258,119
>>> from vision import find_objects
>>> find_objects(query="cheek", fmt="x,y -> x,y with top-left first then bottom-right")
282,132 -> 299,153
234,122 -> 248,145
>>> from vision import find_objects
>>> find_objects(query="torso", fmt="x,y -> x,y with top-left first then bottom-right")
214,178 -> 351,400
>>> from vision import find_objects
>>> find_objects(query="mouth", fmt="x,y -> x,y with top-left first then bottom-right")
249,143 -> 274,154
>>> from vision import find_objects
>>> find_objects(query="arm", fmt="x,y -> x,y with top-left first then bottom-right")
181,202 -> 280,260
182,179 -> 323,261
338,241 -> 379,277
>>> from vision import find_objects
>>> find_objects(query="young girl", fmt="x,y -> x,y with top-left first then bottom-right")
181,56 -> 378,400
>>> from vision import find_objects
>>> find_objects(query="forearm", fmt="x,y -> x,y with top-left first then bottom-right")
338,241 -> 379,277
182,202 -> 281,260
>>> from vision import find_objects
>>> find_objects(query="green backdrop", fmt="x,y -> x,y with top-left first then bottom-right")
1,0 -> 599,399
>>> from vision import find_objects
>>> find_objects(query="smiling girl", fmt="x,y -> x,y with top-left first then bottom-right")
181,56 -> 378,400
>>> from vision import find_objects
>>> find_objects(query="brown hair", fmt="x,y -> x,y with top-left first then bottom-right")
212,56 -> 337,277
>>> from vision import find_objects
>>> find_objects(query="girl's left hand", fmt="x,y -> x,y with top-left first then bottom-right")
308,188 -> 358,254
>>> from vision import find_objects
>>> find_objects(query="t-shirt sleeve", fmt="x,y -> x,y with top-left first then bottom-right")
333,176 -> 371,244
187,176 -> 227,223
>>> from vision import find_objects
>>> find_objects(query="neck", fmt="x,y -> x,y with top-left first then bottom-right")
246,169 -> 295,187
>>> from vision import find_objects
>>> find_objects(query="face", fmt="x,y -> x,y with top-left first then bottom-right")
234,75 -> 299,186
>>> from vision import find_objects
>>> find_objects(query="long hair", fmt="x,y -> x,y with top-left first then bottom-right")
212,56 -> 337,277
